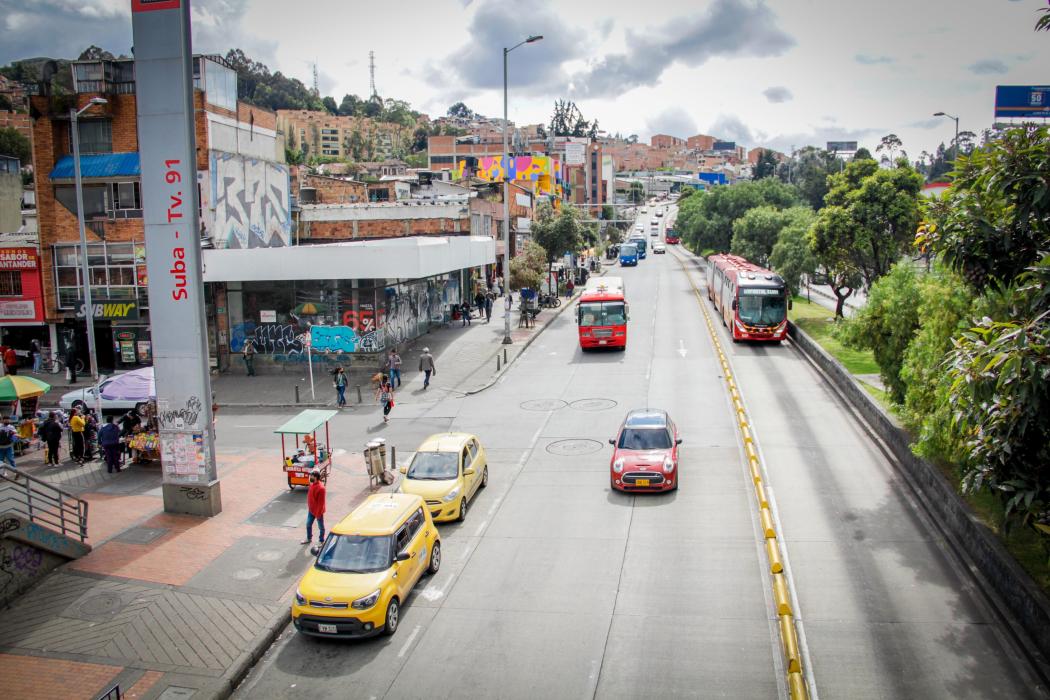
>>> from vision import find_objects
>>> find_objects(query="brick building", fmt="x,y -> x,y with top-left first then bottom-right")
651,134 -> 685,149
28,54 -> 288,373
277,110 -> 423,161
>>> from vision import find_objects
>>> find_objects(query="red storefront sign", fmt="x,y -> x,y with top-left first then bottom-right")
0,248 -> 38,270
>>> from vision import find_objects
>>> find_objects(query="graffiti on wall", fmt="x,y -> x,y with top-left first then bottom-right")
310,325 -> 384,354
206,151 -> 291,249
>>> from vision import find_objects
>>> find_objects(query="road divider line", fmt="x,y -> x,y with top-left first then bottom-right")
397,625 -> 421,658
672,247 -> 814,700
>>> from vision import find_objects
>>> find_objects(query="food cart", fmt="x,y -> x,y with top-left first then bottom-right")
276,409 -> 337,490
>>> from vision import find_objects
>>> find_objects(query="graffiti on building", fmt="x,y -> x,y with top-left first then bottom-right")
311,325 -> 361,353
206,151 -> 291,249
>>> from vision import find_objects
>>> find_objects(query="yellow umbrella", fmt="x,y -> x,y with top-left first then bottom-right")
0,375 -> 51,402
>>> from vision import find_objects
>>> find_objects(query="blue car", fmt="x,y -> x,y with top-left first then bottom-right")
619,243 -> 638,266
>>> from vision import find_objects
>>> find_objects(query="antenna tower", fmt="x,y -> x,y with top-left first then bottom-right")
312,61 -> 319,96
369,50 -> 377,98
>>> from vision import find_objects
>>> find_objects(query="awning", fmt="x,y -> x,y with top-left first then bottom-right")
275,409 -> 340,435
49,152 -> 141,181
202,235 -> 496,283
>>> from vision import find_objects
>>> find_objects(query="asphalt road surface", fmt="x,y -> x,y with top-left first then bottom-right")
233,204 -> 1044,699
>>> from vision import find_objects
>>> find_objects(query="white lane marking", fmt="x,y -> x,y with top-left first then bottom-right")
420,572 -> 456,601
487,496 -> 503,514
473,519 -> 488,537
397,625 -> 421,658
677,339 -> 688,358
498,375 -> 508,385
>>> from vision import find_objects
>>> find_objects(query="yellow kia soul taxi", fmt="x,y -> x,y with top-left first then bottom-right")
292,493 -> 440,639
399,433 -> 488,522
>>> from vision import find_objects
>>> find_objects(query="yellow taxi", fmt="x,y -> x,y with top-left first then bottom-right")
292,493 -> 440,638
399,432 -> 488,522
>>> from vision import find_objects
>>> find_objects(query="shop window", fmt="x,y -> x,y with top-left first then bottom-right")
0,271 -> 22,296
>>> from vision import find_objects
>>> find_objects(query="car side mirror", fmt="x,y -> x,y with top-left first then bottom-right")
676,438 -> 683,445
395,551 -> 412,562
788,298 -> 793,310
399,465 -> 407,474
463,468 -> 475,476
608,438 -> 615,445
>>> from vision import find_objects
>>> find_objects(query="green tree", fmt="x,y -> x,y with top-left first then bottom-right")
876,133 -> 904,163
753,149 -> 779,179
338,94 -> 361,116
678,178 -> 800,254
769,215 -> 817,297
548,99 -> 598,138
362,98 -> 383,119
530,203 -> 586,283
628,181 -> 645,204
677,187 -> 695,202
808,205 -> 864,317
790,146 -> 839,210
447,102 -> 475,119
919,126 -> 1050,292
0,127 -> 31,162
731,205 -> 813,266
1037,4 -> 1050,31
853,147 -> 873,161
322,96 -> 338,114
509,240 -> 547,291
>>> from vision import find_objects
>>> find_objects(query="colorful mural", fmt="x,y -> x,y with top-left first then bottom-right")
205,151 -> 291,249
459,155 -> 561,198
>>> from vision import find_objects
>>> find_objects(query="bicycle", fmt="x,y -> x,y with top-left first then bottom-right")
38,353 -> 85,375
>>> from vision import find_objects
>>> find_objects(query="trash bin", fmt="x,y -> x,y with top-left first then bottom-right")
365,438 -> 387,479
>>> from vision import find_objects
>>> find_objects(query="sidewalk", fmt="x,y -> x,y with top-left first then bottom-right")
0,442 -> 377,700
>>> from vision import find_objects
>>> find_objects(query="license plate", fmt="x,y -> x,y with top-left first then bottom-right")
317,623 -> 337,634
636,479 -> 650,486
598,340 -> 607,345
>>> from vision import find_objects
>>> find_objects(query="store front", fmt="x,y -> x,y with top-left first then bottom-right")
0,246 -> 48,366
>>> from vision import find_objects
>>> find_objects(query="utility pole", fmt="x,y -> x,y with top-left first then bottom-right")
369,51 -> 377,99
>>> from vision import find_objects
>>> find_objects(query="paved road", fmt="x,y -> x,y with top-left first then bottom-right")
234,204 -> 1044,699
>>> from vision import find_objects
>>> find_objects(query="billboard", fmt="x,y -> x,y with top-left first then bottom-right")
827,141 -> 858,152
0,248 -> 38,270
132,0 -> 220,513
995,85 -> 1050,119
698,172 -> 728,186
564,142 -> 585,165
713,141 -> 736,151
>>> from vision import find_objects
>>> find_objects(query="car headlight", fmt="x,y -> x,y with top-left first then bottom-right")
613,458 -> 625,474
294,588 -> 306,606
663,457 -> 675,474
443,487 -> 460,502
352,589 -> 381,610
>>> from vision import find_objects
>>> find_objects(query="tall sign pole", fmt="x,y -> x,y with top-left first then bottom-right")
132,0 -> 221,515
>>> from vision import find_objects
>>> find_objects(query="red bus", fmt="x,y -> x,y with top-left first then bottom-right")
706,254 -> 790,342
577,277 -> 628,350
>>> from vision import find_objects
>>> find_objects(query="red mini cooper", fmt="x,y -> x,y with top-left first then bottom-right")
608,409 -> 682,492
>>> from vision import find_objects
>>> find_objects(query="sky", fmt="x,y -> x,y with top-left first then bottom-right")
2,0 -> 1049,158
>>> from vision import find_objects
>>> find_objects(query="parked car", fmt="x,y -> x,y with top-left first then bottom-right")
59,374 -> 150,415
293,494 -> 440,639
399,433 -> 488,522
609,409 -> 681,492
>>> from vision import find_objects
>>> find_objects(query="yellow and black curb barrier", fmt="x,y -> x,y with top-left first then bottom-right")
674,250 -> 811,700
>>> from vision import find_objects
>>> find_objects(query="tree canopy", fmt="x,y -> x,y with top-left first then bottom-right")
752,149 -> 779,180
678,178 -> 800,254
731,205 -> 814,268
0,127 -> 30,163
548,100 -> 599,139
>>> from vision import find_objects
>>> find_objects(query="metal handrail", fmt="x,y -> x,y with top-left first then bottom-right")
0,466 -> 89,542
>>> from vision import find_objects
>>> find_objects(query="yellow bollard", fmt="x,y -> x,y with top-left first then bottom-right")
745,442 -> 759,463
772,573 -> 792,615
749,458 -> 762,484
779,615 -> 802,674
755,480 -> 769,508
760,507 -> 777,539
787,672 -> 808,700
741,425 -> 753,444
765,538 -> 784,574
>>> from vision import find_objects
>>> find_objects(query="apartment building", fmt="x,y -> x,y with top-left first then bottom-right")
651,134 -> 685,149
277,110 -> 421,161
28,54 -> 289,373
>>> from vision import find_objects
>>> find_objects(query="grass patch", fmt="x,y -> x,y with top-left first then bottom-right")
789,297 -> 880,375
967,489 -> 1050,592
860,382 -> 895,413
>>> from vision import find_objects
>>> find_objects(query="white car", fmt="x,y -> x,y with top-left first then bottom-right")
655,211 -> 663,217
59,376 -> 149,415
654,243 -> 667,253
640,208 -> 647,214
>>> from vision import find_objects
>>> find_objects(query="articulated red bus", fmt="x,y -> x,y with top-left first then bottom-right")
577,276 -> 628,350
706,254 -> 790,342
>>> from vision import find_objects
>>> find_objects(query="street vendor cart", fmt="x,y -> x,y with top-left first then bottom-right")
276,409 -> 337,490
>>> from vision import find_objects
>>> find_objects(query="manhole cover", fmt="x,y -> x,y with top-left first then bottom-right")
114,526 -> 169,545
254,550 -> 283,563
234,567 -> 264,581
546,439 -> 604,456
76,592 -> 128,619
569,398 -> 617,412
520,399 -> 568,411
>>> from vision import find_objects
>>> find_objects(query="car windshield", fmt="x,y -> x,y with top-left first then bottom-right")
407,451 -> 459,480
737,290 -> 787,326
618,428 -> 672,450
579,302 -> 627,327
315,534 -> 391,573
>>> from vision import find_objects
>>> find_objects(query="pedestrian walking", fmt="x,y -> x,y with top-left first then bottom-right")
30,339 -> 41,373
333,366 -> 348,407
474,291 -> 486,317
69,408 -> 85,464
566,279 -> 575,298
99,414 -> 122,473
419,347 -> 436,390
3,346 -> 17,375
83,410 -> 99,462
496,275 -> 504,296
40,411 -> 61,466
389,350 -> 402,388
484,294 -> 493,323
375,378 -> 395,423
460,301 -> 472,326
242,339 -> 257,376
119,409 -> 141,459
0,417 -> 17,470
301,468 -> 326,545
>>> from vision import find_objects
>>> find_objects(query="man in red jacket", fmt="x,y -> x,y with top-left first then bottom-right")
302,469 -> 326,545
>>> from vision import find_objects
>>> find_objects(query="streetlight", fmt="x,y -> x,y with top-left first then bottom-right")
933,111 -> 960,162
71,96 -> 108,409
502,34 -> 543,345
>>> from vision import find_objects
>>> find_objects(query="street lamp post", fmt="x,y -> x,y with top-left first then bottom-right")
71,97 -> 108,410
933,111 -> 960,163
502,34 -> 543,345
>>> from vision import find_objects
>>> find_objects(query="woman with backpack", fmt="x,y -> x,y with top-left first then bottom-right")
375,378 -> 394,424
333,367 -> 348,407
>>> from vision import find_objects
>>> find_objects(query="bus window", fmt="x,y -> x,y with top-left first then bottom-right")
737,291 -> 787,325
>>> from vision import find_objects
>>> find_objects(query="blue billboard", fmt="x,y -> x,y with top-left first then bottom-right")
995,85 -> 1050,119
712,141 -> 737,151
698,172 -> 728,186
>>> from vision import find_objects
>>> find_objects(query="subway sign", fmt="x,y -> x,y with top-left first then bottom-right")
75,297 -> 140,320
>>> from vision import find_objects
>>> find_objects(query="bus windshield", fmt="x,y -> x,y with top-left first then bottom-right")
620,244 -> 637,256
579,302 -> 626,327
737,290 -> 787,326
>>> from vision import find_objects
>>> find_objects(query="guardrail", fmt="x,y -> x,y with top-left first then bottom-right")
0,466 -> 89,542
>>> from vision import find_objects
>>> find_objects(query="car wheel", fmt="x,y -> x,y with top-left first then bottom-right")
481,466 -> 489,488
457,495 -> 469,522
382,597 -> 400,636
72,399 -> 87,412
427,541 -> 441,575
